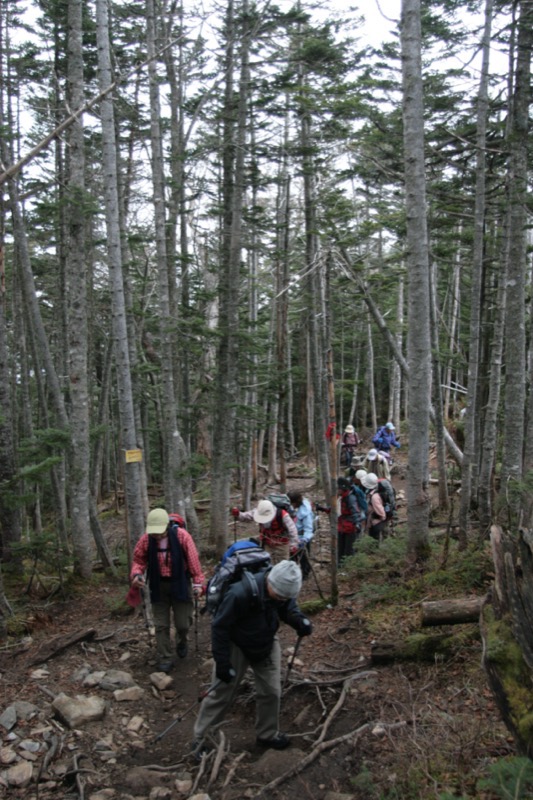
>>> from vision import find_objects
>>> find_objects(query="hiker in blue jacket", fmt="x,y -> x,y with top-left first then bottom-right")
192,560 -> 311,757
288,490 -> 315,579
372,421 -> 401,454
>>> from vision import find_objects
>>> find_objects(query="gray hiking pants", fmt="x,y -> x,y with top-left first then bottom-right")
151,579 -> 192,661
193,636 -> 281,743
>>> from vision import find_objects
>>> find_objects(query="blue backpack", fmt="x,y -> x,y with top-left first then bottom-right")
202,541 -> 271,616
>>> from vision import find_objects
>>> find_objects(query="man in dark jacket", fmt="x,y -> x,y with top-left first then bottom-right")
337,476 -> 364,564
192,560 -> 311,756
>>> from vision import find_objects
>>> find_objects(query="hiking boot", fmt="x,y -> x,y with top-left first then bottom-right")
177,641 -> 188,659
256,733 -> 291,750
158,660 -> 174,673
190,739 -> 210,761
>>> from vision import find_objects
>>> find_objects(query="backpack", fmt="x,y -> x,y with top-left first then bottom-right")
372,428 -> 385,449
267,493 -> 295,521
168,512 -> 186,528
376,479 -> 396,519
202,541 -> 271,616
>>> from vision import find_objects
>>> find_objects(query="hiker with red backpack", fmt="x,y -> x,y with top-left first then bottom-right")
130,508 -> 205,673
231,499 -> 299,564
337,477 -> 365,564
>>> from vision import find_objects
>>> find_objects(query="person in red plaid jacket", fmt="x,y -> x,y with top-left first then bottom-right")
130,508 -> 205,673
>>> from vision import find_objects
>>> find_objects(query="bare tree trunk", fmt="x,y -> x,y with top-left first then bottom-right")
145,0 -> 198,534
401,0 -> 431,560
458,0 -> 493,545
210,0 -> 249,555
444,232 -> 462,421
65,0 -> 95,577
0,13 -> 22,568
500,0 -> 532,509
95,0 -> 145,548
429,262 -> 449,510
367,320 -> 377,432
388,278 -> 403,429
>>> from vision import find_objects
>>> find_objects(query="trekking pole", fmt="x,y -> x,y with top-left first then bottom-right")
152,675 -> 230,743
306,553 -> 325,601
194,596 -> 199,654
282,623 -> 310,691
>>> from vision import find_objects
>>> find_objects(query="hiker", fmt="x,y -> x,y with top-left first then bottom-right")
341,424 -> 359,466
337,476 -> 364,564
349,469 -> 369,517
372,422 -> 401,455
191,560 -> 312,755
231,500 -> 299,564
361,473 -> 387,541
361,448 -> 391,480
287,490 -> 315,579
130,508 -> 205,673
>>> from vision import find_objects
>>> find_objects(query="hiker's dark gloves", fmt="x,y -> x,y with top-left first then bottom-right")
216,663 -> 235,683
230,507 -> 240,518
297,618 -> 312,636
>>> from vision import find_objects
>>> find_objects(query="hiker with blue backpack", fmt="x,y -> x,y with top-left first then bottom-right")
231,498 -> 299,564
192,559 -> 312,757
130,508 -> 205,673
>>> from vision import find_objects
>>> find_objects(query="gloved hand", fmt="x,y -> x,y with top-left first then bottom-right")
296,618 -> 312,637
192,584 -> 205,597
230,507 -> 240,518
216,663 -> 235,683
395,442 -> 401,448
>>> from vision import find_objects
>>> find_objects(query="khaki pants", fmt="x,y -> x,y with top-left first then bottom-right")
193,637 -> 281,743
264,542 -> 289,564
151,579 -> 192,661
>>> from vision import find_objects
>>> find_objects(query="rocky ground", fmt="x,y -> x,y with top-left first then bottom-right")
0,456 -> 515,800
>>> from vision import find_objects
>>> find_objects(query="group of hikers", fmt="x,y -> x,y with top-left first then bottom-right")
127,420 -> 399,759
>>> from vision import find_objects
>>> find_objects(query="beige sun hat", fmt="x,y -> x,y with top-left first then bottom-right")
362,473 -> 378,490
252,499 -> 276,525
146,508 -> 169,534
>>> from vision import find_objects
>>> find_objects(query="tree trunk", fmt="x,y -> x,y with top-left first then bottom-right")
401,0 -> 431,560
458,0 -> 493,545
210,0 -> 249,556
65,0 -> 93,578
429,262 -> 449,510
500,0 -> 532,508
95,0 -> 145,548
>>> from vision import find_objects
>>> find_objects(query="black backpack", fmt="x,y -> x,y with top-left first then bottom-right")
376,479 -> 396,519
202,542 -> 271,616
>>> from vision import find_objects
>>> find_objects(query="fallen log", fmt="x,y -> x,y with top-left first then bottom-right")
421,596 -> 485,626
29,627 -> 97,665
371,630 -> 477,664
